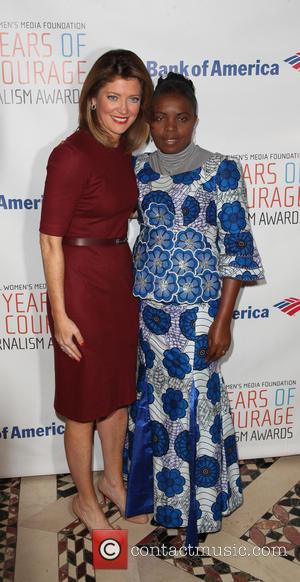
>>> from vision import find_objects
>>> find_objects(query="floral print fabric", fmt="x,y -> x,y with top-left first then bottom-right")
133,154 -> 264,304
126,300 -> 243,532
125,153 -> 264,536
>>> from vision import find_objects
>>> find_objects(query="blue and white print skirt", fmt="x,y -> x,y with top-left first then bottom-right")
124,299 -> 243,546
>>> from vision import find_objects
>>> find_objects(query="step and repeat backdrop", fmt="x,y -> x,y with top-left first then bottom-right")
0,0 -> 299,476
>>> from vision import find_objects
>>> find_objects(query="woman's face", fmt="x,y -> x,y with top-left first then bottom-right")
92,76 -> 142,144
150,92 -> 197,154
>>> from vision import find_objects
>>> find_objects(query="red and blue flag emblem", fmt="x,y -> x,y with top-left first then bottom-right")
274,297 -> 300,316
284,52 -> 300,71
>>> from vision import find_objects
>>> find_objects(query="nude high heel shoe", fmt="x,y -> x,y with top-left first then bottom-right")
71,495 -> 120,536
98,479 -> 149,524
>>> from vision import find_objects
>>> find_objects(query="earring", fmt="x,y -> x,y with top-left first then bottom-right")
91,103 -> 96,111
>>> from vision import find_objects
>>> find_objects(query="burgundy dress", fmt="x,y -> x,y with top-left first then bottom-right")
40,128 -> 139,421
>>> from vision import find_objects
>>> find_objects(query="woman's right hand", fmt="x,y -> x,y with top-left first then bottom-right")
54,315 -> 84,362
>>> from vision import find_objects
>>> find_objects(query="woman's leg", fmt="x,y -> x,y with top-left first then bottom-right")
97,406 -> 148,523
64,418 -> 112,530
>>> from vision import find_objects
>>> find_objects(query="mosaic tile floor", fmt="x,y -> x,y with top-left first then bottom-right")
134,526 -> 264,581
0,478 -> 21,582
54,458 -> 279,582
238,458 -> 277,489
3,455 -> 300,581
241,481 -> 300,564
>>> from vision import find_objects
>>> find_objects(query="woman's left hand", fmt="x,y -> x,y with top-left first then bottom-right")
206,319 -> 231,363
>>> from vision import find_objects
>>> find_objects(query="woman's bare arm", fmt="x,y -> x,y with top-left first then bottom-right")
40,233 -> 84,361
206,277 -> 242,363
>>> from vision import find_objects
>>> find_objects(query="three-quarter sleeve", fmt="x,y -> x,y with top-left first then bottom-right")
40,141 -> 88,236
216,158 -> 264,281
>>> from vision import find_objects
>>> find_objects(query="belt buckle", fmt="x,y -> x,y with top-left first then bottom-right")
116,237 -> 126,244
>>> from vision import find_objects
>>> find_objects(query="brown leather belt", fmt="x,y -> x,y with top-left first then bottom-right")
62,236 -> 128,246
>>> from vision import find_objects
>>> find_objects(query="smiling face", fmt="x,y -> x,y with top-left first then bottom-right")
150,92 -> 197,154
92,76 -> 142,144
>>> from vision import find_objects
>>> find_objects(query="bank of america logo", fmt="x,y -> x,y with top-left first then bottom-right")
284,52 -> 300,71
274,297 -> 300,316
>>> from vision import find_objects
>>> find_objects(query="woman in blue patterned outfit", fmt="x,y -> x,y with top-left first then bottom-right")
124,73 -> 264,547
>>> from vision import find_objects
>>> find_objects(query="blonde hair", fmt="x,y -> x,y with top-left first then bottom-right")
79,49 -> 153,152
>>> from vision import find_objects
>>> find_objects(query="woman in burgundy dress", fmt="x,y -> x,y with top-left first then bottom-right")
40,50 -> 153,532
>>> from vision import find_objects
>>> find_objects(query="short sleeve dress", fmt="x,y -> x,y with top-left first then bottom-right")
40,128 -> 139,421
124,152 -> 264,546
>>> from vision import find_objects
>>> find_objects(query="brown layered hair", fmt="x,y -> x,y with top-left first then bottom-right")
79,49 -> 153,152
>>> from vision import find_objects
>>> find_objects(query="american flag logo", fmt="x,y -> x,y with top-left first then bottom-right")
273,297 -> 300,316
284,52 -> 300,71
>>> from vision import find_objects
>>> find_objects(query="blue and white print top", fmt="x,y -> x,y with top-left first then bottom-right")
133,153 -> 264,305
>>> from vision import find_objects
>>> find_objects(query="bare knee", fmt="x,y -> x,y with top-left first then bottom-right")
100,406 -> 127,422
65,418 -> 94,437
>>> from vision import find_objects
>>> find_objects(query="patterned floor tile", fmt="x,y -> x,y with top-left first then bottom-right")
57,474 -> 78,499
0,459 -> 286,581
239,458 -> 278,489
58,509 -> 95,581
241,481 -> 300,564
54,460 -> 277,581
58,533 -> 94,581
0,478 -> 21,581
135,527 -> 263,581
